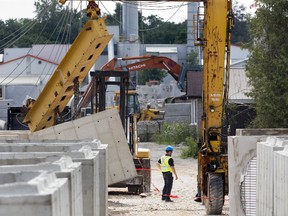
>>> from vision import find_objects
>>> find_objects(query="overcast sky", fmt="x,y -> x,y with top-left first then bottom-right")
0,0 -> 255,23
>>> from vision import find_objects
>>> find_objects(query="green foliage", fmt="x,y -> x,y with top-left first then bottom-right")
231,1 -> 250,44
0,0 -> 85,50
0,1 -> 250,50
105,3 -> 121,26
137,69 -> 167,85
246,0 -> 288,128
187,49 -> 199,67
154,122 -> 199,158
180,137 -> 198,159
140,15 -> 187,44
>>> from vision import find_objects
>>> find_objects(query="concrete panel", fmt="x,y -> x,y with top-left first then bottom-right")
229,129 -> 288,216
0,130 -> 29,140
29,109 -> 137,185
257,137 -> 288,216
0,145 -> 100,216
274,146 -> 288,216
0,171 -> 69,216
228,135 -> 263,216
0,156 -> 82,216
236,128 -> 288,136
0,138 -> 108,216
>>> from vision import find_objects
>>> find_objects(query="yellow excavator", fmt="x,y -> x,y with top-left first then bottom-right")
113,90 -> 165,121
23,0 -> 232,214
193,0 -> 233,215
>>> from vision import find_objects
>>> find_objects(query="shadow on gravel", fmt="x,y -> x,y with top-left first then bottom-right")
108,191 -> 140,196
108,200 -> 136,208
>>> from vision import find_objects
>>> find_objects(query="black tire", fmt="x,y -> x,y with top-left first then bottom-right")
128,186 -> 138,194
127,186 -> 143,194
205,173 -> 224,215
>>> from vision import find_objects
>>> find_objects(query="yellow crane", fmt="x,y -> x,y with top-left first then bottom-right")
23,1 -> 112,132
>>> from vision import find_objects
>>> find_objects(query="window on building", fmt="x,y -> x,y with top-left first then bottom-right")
0,86 -> 4,99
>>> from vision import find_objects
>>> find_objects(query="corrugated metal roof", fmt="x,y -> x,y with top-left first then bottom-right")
186,68 -> 252,102
229,68 -> 252,102
0,54 -> 58,65
146,47 -> 177,54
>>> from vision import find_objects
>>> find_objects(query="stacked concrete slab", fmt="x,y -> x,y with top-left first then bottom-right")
0,140 -> 105,216
0,109 -> 136,216
0,171 -> 70,216
29,108 -> 137,185
0,155 -> 82,216
228,129 -> 288,216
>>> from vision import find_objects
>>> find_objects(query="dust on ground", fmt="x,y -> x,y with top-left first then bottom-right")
108,142 -> 230,216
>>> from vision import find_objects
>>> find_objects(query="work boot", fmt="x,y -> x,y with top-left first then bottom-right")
194,193 -> 202,202
165,199 -> 174,202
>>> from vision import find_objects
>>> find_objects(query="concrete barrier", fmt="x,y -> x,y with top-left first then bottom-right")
0,156 -> 82,216
0,143 -> 100,216
274,145 -> 288,216
228,129 -> 288,216
0,171 -> 69,216
257,137 -> 288,216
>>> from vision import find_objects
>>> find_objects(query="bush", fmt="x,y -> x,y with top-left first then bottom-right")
180,137 -> 198,159
154,122 -> 199,158
154,122 -> 192,145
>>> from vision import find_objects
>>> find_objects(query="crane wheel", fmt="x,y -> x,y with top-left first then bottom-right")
205,173 -> 224,215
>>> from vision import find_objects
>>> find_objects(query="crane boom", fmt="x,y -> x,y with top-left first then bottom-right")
23,18 -> 112,132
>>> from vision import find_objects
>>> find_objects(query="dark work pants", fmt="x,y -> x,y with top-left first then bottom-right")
162,172 -> 173,200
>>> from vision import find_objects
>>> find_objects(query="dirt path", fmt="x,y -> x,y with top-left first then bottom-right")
108,142 -> 230,215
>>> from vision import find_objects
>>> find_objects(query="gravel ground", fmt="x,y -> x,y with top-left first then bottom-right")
108,142 -> 230,215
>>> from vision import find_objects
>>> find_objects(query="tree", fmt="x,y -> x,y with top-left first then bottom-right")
105,3 -> 121,26
187,49 -> 199,67
137,69 -> 167,85
140,14 -> 186,44
231,1 -> 250,44
246,0 -> 288,128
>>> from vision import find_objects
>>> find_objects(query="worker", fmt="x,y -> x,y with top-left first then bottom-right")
157,145 -> 178,202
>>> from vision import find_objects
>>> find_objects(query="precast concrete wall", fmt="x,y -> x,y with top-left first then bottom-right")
0,143 -> 101,216
29,109 -> 137,185
0,155 -> 82,216
256,137 -> 288,216
228,129 -> 288,216
274,145 -> 288,216
0,171 -> 70,216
